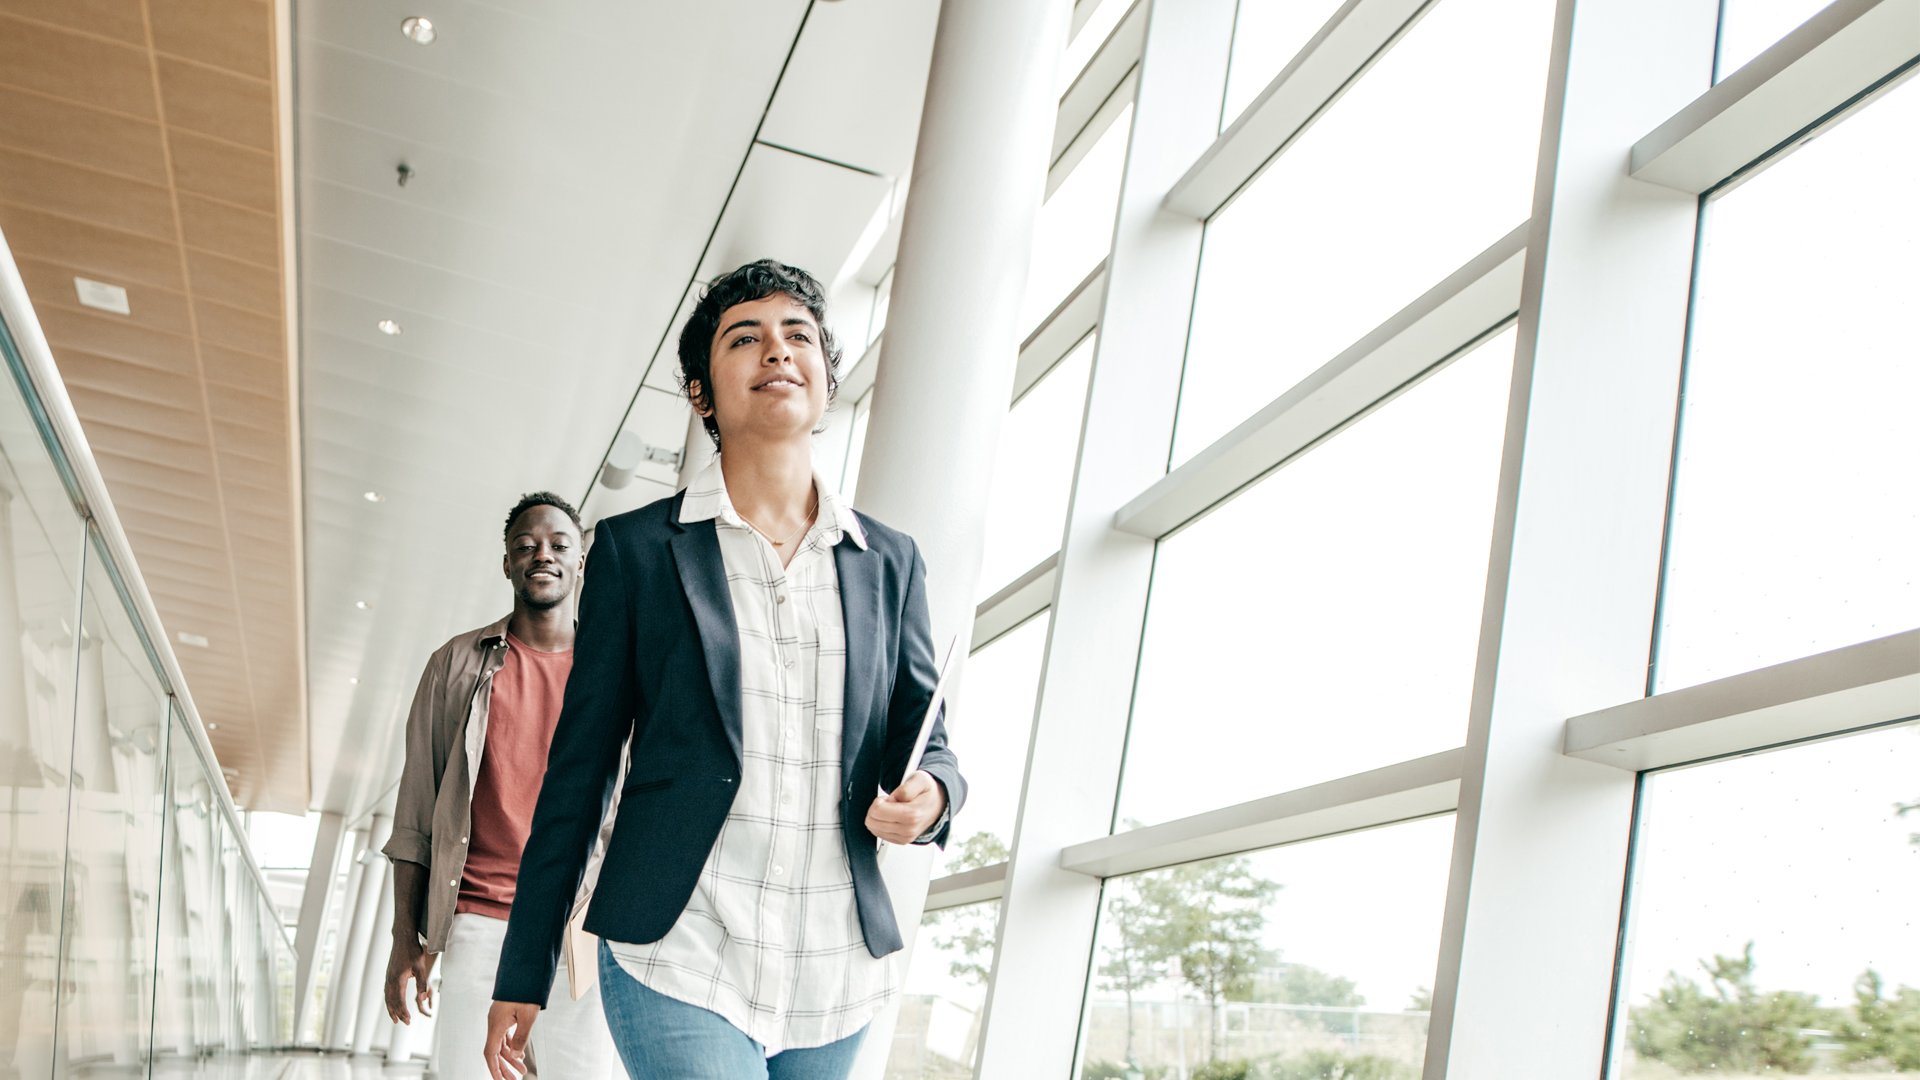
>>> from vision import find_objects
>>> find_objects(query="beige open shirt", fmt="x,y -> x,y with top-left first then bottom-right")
381,615 -> 617,995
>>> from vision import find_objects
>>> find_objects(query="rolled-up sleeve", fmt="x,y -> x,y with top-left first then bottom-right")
383,647 -> 446,867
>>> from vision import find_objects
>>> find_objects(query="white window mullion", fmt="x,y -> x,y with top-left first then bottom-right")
1423,1 -> 1722,1077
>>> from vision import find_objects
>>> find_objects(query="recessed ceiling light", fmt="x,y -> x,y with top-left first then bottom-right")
400,16 -> 436,45
355,600 -> 373,610
348,676 -> 360,685
363,490 -> 385,503
176,630 -> 210,648
206,722 -> 220,731
377,318 -> 403,336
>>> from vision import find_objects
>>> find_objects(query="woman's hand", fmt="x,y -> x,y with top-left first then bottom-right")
484,1000 -> 539,1080
866,769 -> 947,845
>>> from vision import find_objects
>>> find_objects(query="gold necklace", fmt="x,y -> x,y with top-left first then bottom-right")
743,490 -> 818,547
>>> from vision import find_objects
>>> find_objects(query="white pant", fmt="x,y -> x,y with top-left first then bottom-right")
433,912 -> 616,1080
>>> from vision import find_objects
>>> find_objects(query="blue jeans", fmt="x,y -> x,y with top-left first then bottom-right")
597,940 -> 867,1079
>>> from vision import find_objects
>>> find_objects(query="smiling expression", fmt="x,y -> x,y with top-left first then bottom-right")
502,504 -> 583,611
689,294 -> 831,448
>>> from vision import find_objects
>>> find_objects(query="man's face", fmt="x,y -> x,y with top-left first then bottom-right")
690,294 -> 830,446
502,504 -> 583,611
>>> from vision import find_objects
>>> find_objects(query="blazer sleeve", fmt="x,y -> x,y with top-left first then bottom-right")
879,539 -> 966,846
494,518 -> 639,1007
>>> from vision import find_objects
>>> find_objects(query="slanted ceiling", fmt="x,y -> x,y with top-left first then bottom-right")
0,0 -> 307,811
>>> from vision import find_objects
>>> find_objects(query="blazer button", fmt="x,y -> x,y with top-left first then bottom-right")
448,879 -> 457,888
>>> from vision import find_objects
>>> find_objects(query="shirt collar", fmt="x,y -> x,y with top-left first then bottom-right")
477,614 -> 512,646
679,455 -> 867,551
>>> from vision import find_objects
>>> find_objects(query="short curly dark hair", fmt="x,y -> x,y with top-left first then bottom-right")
678,259 -> 842,449
502,491 -> 582,545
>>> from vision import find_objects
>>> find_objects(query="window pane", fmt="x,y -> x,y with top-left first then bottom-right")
1612,721 -> 1920,1077
1020,106 -> 1130,336
1220,0 -> 1349,129
888,901 -> 1001,1078
53,538 -> 170,1075
1120,329 -> 1512,827
0,325 -> 86,1080
935,612 -> 1048,878
1715,0 -> 1833,80
1062,0 -> 1139,96
1078,816 -> 1453,1078
1654,77 -> 1920,693
978,337 -> 1094,599
1173,0 -> 1551,466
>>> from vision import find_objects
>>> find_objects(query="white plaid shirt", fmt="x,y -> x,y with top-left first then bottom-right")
608,457 -> 895,1052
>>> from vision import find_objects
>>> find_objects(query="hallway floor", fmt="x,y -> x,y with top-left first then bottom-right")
147,1055 -> 428,1079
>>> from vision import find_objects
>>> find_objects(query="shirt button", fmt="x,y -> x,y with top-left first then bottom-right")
784,658 -> 795,670
776,593 -> 787,605
448,879 -> 458,888
460,837 -> 468,844
771,865 -> 786,877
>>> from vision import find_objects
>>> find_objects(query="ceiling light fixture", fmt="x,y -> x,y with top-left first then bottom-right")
400,16 -> 436,44
363,490 -> 385,503
176,630 -> 210,648
74,277 -> 132,315
377,318 -> 403,336
206,722 -> 220,731
348,677 -> 360,685
355,600 -> 373,610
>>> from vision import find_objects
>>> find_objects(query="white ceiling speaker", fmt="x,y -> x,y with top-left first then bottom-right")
600,430 -> 682,490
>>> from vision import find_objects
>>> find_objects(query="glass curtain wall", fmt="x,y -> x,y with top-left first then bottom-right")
894,0 -> 1919,1076
2,275 -> 293,1073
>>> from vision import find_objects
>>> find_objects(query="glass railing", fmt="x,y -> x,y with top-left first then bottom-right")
0,230 -> 296,1073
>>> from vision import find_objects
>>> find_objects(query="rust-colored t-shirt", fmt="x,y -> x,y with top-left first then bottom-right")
456,633 -> 572,919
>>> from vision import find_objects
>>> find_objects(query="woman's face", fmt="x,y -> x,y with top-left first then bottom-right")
693,293 -> 831,449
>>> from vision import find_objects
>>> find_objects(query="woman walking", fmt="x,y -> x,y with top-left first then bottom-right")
485,260 -> 965,1079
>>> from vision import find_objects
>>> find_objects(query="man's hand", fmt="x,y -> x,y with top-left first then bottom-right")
383,934 -> 434,1024
866,769 -> 946,845
485,1000 -> 539,1080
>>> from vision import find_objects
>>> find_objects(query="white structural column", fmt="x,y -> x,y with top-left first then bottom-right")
291,811 -> 344,1043
1423,1 -> 1719,1076
325,814 -> 390,1049
972,2 -> 1238,1074
844,0 -> 1066,1075
320,826 -> 367,1045
351,859 -> 397,1053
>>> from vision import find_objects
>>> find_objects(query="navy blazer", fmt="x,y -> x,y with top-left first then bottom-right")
493,490 -> 965,1007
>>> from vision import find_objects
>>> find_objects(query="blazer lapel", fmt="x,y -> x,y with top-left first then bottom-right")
835,537 -> 880,778
669,520 -> 744,768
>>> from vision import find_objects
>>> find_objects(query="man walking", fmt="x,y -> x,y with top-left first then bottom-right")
381,492 -> 615,1078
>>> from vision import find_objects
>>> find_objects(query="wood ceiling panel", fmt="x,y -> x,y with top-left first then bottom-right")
205,380 -> 285,421
117,506 -> 226,552
0,203 -> 185,289
16,260 -> 192,337
34,305 -> 197,373
148,0 -> 272,81
0,150 -> 175,240
201,342 -> 287,397
81,424 -> 210,477
166,131 -> 276,214
211,417 -> 285,461
0,86 -> 169,184
53,347 -> 203,410
156,59 -> 274,153
63,385 -> 206,443
177,192 -> 277,267
194,297 -> 281,357
0,0 -> 146,45
0,14 -> 157,119
186,248 -> 280,316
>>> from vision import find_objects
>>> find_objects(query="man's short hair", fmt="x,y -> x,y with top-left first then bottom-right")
677,259 -> 843,449
502,491 -> 582,544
